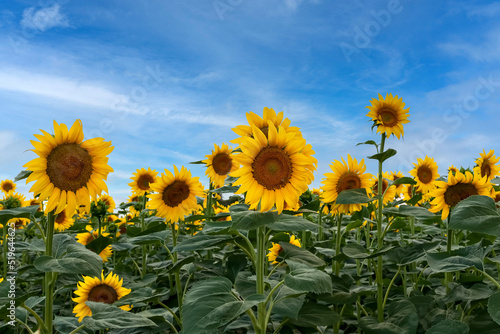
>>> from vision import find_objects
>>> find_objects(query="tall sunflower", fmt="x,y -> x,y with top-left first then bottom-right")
76,226 -> 113,262
147,166 -> 204,222
202,143 -> 239,188
54,208 -> 75,231
231,107 -> 301,145
231,122 -> 317,214
24,120 -> 113,215
321,155 -> 374,214
128,167 -> 158,195
474,149 -> 500,181
73,271 -> 131,322
366,93 -> 410,139
0,180 -> 16,194
430,171 -> 491,220
409,156 -> 439,194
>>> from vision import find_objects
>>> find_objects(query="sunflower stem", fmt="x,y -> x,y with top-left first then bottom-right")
43,210 -> 55,334
141,193 -> 148,279
318,204 -> 325,242
376,133 -> 386,322
69,324 -> 87,334
97,215 -> 102,238
445,214 -> 453,293
2,223 -> 7,279
255,226 -> 267,334
171,222 -> 183,322
335,213 -> 343,276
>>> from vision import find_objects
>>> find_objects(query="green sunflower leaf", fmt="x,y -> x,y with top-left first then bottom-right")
172,233 -> 233,252
426,243 -> 486,273
335,188 -> 373,204
83,302 -> 156,330
283,260 -> 332,294
368,148 -> 397,163
449,195 -> 500,237
14,170 -> 32,182
427,320 -> 469,334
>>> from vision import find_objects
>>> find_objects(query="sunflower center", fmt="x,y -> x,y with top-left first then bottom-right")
162,180 -> 190,207
119,224 -> 127,235
379,108 -> 398,127
336,172 -> 362,193
373,179 -> 389,195
212,153 -> 233,175
88,284 -> 118,304
2,183 -> 13,192
46,143 -> 93,192
417,166 -> 433,184
481,162 -> 491,178
55,210 -> 67,224
252,147 -> 293,190
137,174 -> 154,190
444,183 -> 478,207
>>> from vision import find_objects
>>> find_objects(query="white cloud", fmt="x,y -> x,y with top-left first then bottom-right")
20,4 -> 68,32
439,26 -> 500,62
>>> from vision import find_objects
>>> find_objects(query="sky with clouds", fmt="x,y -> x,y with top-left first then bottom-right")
1,0 -> 499,204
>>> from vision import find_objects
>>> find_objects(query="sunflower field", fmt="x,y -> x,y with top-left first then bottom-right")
1,95 -> 500,334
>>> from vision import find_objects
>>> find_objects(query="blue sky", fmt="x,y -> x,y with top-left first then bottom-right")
1,0 -> 499,204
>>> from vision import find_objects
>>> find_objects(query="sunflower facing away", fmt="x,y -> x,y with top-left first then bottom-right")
430,170 -> 491,220
54,208 -> 75,231
24,120 -> 114,215
321,155 -> 374,214
73,271 -> 131,322
147,166 -> 204,222
96,194 -> 116,213
409,156 -> 439,194
231,122 -> 317,214
366,93 -> 410,139
474,149 -> 500,181
202,143 -> 239,188
76,226 -> 113,262
1,192 -> 26,209
128,167 -> 158,195
0,179 -> 16,194
267,235 -> 301,264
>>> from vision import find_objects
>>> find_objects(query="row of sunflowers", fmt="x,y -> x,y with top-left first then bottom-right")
1,94 -> 500,334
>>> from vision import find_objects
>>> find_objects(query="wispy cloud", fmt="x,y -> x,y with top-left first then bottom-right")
20,4 -> 69,32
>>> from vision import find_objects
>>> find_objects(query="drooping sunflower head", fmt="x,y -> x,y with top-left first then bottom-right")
474,149 -> 500,181
24,120 -> 114,215
409,156 -> 439,194
202,143 -> 239,188
366,93 -> 410,139
147,166 -> 205,222
128,167 -> 158,195
267,235 -> 301,264
372,172 -> 397,205
430,170 -> 491,220
321,154 -> 374,214
231,122 -> 317,214
0,179 -> 16,194
54,208 -> 75,231
73,271 -> 131,322
76,226 -> 113,262
231,107 -> 301,145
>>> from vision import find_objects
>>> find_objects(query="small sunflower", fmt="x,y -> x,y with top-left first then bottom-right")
231,122 -> 317,214
128,167 -> 157,195
448,165 -> 460,175
116,220 -> 134,237
372,172 -> 397,205
1,192 -> 27,209
231,107 -> 301,145
147,166 -> 204,222
72,271 -> 131,322
76,226 -> 113,262
202,143 -> 239,188
267,235 -> 301,264
54,208 -> 75,231
0,180 -> 16,194
409,156 -> 439,194
430,171 -> 491,220
28,198 -> 42,211
388,171 -> 405,195
366,93 -> 410,139
474,150 -> 500,181
321,155 -> 374,214
95,194 -> 115,213
8,218 -> 30,229
24,120 -> 114,215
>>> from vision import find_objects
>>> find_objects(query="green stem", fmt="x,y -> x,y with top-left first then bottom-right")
21,303 -> 46,333
382,266 -> 402,311
97,215 -> 102,238
335,214 -> 343,276
445,215 -> 453,293
43,210 -> 55,334
159,302 -> 183,327
2,224 -> 7,279
256,226 -> 267,334
171,223 -> 183,320
376,133 -> 386,322
16,319 -> 35,334
141,193 -> 148,278
273,319 -> 289,334
473,267 -> 500,290
69,324 -> 87,334
318,205 -> 325,242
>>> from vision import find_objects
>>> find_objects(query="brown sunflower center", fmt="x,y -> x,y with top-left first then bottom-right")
119,224 -> 127,235
444,183 -> 478,207
481,162 -> 491,178
212,153 -> 233,175
406,185 -> 413,198
46,143 -> 93,192
373,179 -> 389,195
417,166 -> 433,184
88,284 -> 118,304
162,180 -> 190,207
55,210 -> 67,224
252,147 -> 293,190
336,172 -> 362,193
379,107 -> 398,127
137,174 -> 155,190
2,183 -> 13,192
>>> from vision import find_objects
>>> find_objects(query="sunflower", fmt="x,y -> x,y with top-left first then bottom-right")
366,93 -> 410,139
267,235 -> 301,264
116,220 -> 134,237
409,156 -> 439,194
76,226 -> 113,262
1,192 -> 26,209
430,171 -> 491,220
73,271 -> 131,322
54,208 -> 75,231
147,166 -> 204,222
95,194 -> 115,213
448,165 -> 460,176
28,198 -> 42,212
372,172 -> 397,205
388,171 -> 405,195
231,123 -> 316,214
0,180 -> 16,194
474,150 -> 500,181
321,154 -> 374,214
231,107 -> 301,145
24,120 -> 113,215
8,218 -> 30,229
203,143 -> 239,188
128,167 -> 157,195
